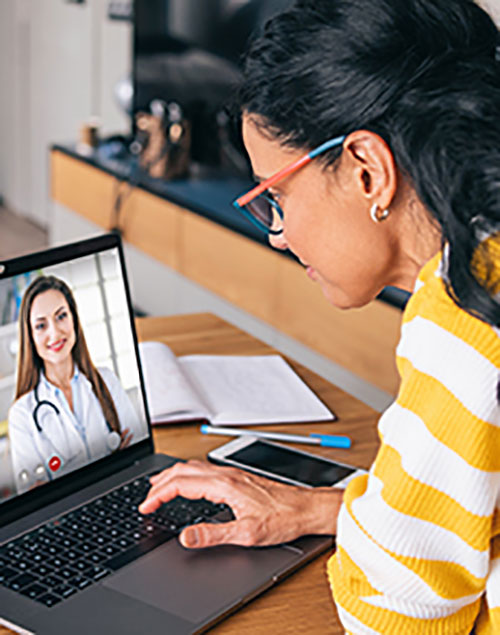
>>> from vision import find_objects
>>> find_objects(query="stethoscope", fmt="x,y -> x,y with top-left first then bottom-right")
32,382 -> 122,451
17,379 -> 122,490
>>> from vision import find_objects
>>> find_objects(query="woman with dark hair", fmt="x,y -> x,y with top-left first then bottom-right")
8,276 -> 142,492
140,0 -> 500,631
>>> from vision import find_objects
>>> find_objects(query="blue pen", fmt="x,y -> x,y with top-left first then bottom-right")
200,424 -> 351,449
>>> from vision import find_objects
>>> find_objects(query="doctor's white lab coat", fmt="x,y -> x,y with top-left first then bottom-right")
8,366 -> 146,493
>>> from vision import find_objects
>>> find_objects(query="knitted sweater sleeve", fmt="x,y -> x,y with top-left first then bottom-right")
328,255 -> 500,635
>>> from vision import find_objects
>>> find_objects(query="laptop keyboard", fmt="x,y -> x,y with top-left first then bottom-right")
0,474 -> 233,608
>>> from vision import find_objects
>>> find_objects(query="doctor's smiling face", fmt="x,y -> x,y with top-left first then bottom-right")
29,290 -> 76,368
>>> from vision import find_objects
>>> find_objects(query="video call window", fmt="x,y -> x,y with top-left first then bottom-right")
0,248 -> 148,504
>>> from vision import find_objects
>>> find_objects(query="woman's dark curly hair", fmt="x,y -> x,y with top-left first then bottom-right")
237,0 -> 500,326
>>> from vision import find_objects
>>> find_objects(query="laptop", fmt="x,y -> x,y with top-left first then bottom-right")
0,234 -> 332,634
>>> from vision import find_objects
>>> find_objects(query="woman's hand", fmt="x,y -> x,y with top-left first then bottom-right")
119,428 -> 133,449
138,459 -> 343,549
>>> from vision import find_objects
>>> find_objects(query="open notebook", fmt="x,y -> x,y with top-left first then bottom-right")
139,341 -> 336,425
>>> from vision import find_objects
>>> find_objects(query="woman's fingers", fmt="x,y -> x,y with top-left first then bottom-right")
139,471 -> 231,514
146,461 -> 235,502
179,518 -> 258,549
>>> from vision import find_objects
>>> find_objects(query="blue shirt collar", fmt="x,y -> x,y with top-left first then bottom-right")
41,364 -> 79,396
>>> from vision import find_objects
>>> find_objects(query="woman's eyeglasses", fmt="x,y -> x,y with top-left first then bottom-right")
232,135 -> 346,235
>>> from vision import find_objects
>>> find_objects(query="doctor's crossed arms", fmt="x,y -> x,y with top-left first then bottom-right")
7,275 -> 141,493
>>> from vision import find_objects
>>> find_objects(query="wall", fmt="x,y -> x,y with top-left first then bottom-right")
0,0 -> 131,227
0,0 -> 498,223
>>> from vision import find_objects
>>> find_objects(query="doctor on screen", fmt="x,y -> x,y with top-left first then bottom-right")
8,275 -> 142,493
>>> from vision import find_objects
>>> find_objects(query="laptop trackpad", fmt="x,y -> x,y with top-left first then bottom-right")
104,538 -> 301,623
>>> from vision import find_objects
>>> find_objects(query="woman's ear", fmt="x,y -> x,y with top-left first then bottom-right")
342,131 -> 398,211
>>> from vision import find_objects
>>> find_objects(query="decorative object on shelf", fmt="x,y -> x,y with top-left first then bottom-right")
76,117 -> 100,157
135,100 -> 191,180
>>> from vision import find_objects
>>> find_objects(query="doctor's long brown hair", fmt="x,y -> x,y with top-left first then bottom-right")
15,275 -> 121,434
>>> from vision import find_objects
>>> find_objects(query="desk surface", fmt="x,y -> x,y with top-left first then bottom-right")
0,313 -> 381,635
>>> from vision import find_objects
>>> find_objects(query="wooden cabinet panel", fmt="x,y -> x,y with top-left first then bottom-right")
179,210 -> 281,324
51,151 -> 115,229
51,151 -> 182,270
121,190 -> 182,270
275,256 -> 402,394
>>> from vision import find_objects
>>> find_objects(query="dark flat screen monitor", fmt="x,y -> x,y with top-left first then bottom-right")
133,0 -> 292,169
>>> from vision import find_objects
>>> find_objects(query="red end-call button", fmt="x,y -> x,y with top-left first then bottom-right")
48,456 -> 62,472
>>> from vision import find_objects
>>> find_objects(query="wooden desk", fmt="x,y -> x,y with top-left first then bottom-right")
0,313 -> 381,635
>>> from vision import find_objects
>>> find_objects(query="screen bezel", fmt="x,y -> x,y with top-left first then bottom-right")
0,233 -> 154,528
208,436 -> 357,489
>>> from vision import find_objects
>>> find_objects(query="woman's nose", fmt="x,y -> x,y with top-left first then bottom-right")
47,320 -> 60,339
269,232 -> 289,251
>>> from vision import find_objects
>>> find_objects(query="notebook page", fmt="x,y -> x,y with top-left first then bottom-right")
178,354 -> 335,425
138,341 -> 211,423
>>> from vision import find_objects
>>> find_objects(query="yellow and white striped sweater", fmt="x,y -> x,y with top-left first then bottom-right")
328,251 -> 500,634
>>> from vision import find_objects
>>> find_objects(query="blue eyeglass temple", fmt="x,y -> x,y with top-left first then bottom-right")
308,135 -> 346,159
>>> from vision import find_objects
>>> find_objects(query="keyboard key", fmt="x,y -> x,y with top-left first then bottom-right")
120,521 -> 136,532
0,566 -> 20,583
73,559 -> 92,572
130,529 -> 147,541
32,564 -> 54,577
37,593 -> 62,607
21,582 -> 49,599
8,573 -> 38,591
52,584 -> 77,599
102,517 -> 115,527
88,551 -> 109,564
103,544 -> 121,557
38,535 -> 54,547
69,575 -> 93,590
65,548 -> 85,561
79,542 -> 95,553
93,535 -> 111,547
45,574 -> 64,588
59,567 -> 78,580
47,556 -> 68,569
88,566 -> 111,581
13,560 -> 30,572
45,545 -> 61,556
88,522 -> 106,533
117,537 -> 134,550
67,522 -> 81,532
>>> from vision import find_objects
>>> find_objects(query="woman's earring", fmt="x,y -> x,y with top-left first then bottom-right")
370,203 -> 390,223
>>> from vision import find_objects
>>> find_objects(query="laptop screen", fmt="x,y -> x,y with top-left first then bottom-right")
0,242 -> 150,506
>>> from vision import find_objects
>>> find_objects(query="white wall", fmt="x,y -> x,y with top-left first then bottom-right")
0,0 -> 498,226
0,0 -> 131,227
